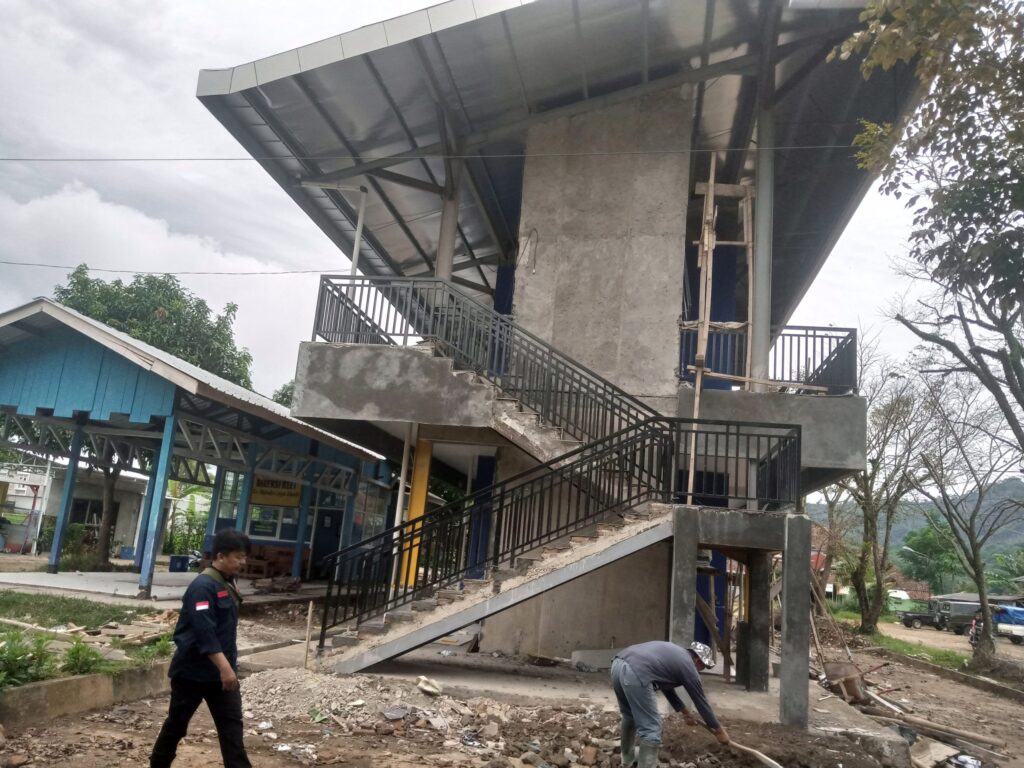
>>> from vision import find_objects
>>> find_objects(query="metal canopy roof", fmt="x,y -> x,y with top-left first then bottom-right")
198,0 -> 916,322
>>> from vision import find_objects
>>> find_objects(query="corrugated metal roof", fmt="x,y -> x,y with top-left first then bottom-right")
198,0 -> 917,323
0,298 -> 383,461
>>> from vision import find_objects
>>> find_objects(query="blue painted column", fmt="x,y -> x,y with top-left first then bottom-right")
234,445 -> 258,532
467,456 -> 496,579
138,414 -> 176,596
48,427 -> 85,574
132,475 -> 158,571
292,441 -> 319,578
204,468 -> 226,553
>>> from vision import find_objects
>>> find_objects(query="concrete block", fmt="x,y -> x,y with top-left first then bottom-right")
570,648 -> 620,671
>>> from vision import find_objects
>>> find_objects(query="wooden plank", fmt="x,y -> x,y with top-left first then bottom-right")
696,595 -> 733,671
695,181 -> 754,198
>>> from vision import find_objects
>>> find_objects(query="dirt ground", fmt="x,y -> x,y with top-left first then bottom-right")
0,667 -> 893,768
878,620 -> 1024,662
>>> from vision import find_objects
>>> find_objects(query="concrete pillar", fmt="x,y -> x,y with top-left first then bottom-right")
234,444 -> 258,532
435,160 -> 463,279
780,514 -> 811,727
669,507 -> 699,647
132,473 -> 158,571
47,427 -> 85,573
746,550 -> 772,692
750,107 -> 774,392
138,415 -> 177,596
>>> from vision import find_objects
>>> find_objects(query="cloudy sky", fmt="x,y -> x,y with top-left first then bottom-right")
0,1 -> 919,396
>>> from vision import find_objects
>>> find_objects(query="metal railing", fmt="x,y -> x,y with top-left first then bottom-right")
314,275 -> 656,444
678,325 -> 857,393
318,417 -> 800,642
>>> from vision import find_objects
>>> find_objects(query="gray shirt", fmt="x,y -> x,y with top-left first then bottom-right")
617,641 -> 720,730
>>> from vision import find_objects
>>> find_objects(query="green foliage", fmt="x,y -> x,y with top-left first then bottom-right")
162,486 -> 210,556
988,549 -> 1024,593
54,265 -> 253,388
869,632 -> 969,671
0,590 -> 155,629
898,525 -> 965,594
0,631 -> 56,687
272,380 -> 295,407
836,0 -> 1024,309
153,634 -> 174,658
62,637 -> 105,676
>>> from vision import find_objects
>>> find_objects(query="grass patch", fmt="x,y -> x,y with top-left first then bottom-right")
832,610 -> 862,624
870,632 -> 969,670
0,591 -> 157,630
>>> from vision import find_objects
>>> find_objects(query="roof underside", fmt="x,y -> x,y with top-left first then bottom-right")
198,0 -> 916,322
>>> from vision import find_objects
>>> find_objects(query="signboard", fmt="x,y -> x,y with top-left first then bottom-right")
251,476 -> 301,507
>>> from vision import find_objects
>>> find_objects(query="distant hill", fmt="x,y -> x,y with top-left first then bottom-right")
807,477 -> 1024,558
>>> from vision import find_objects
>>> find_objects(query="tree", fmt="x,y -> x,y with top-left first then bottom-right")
836,1 -> 1024,451
898,525 -> 965,595
813,485 -> 858,616
989,549 -> 1024,594
272,381 -> 295,407
911,374 -> 1024,664
842,343 -> 932,634
53,265 -> 253,562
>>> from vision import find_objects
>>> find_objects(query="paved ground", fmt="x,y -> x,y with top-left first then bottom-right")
879,618 -> 1024,661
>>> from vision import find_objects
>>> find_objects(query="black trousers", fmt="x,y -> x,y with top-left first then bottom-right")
150,676 -> 251,768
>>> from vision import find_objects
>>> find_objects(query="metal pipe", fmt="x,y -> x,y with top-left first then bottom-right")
31,459 -> 52,556
350,186 -> 368,275
750,106 -> 774,391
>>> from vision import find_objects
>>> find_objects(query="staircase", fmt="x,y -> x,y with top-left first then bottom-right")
311,276 -> 801,670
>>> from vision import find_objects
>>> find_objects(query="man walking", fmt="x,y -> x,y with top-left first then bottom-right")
150,529 -> 252,767
611,641 -> 729,767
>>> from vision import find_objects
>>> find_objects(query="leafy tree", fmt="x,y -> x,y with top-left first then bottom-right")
836,1 -> 1024,450
898,524 -> 964,595
272,381 -> 295,407
842,341 -> 932,634
911,374 -> 1024,664
989,549 -> 1024,594
53,265 -> 253,562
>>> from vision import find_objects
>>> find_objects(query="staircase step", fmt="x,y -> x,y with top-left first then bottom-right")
461,578 -> 492,590
331,632 -> 360,647
357,620 -> 388,635
597,523 -> 625,534
542,545 -> 570,555
386,609 -> 415,623
570,535 -> 597,545
436,589 -> 466,603
411,598 -> 438,611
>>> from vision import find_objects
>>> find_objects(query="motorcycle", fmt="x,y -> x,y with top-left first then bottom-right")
187,549 -> 204,571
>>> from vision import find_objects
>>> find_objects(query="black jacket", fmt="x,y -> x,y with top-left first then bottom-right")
168,568 -> 241,682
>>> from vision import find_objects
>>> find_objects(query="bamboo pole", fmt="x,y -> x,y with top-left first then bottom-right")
304,600 -> 314,670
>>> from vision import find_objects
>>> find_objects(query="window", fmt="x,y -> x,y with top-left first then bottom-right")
351,481 -> 390,543
248,506 -> 281,539
217,472 -> 241,521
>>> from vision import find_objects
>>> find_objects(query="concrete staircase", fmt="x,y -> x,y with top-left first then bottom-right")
327,502 -> 673,673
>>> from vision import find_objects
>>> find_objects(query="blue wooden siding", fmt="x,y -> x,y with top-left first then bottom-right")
0,327 -> 175,423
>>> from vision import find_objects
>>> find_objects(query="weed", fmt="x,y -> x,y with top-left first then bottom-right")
62,637 -> 105,676
153,634 -> 174,658
0,630 -> 56,687
0,591 -> 156,629
870,632 -> 969,670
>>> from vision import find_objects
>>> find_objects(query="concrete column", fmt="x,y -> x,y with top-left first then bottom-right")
435,159 -> 463,279
750,107 -> 775,392
234,444 -> 258,532
132,473 -> 158,571
669,507 -> 699,647
746,550 -> 772,692
47,427 -> 84,573
780,514 -> 811,727
138,415 -> 177,596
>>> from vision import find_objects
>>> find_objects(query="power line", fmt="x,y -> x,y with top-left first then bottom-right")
0,259 -> 334,276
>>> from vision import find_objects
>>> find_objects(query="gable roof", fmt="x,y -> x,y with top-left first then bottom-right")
0,298 -> 382,461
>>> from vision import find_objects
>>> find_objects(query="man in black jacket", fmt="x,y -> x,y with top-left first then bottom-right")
150,529 -> 251,768
612,641 -> 729,768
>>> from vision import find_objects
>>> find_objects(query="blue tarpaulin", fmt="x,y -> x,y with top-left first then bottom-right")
993,605 -> 1024,625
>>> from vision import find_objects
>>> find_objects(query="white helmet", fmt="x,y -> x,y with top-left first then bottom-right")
689,642 -> 714,669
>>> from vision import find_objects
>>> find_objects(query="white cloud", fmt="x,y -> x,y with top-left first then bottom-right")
0,183 -> 320,395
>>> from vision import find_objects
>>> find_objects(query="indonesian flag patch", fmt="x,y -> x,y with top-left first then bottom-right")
195,601 -> 210,611
217,590 -> 229,598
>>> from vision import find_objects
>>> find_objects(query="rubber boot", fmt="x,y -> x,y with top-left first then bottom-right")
619,722 -> 637,767
636,739 -> 660,768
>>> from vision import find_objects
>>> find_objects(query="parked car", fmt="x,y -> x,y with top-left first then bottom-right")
993,605 -> 1024,645
937,599 -> 982,635
897,599 -> 940,629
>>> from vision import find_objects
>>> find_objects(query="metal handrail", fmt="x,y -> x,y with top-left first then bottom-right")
317,416 -> 800,643
678,325 -> 858,393
313,275 -> 657,444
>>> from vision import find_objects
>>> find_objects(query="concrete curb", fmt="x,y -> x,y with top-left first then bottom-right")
870,649 -> 1024,704
0,639 -> 298,732
0,661 -> 171,732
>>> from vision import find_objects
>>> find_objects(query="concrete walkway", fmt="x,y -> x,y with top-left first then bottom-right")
0,569 -> 327,607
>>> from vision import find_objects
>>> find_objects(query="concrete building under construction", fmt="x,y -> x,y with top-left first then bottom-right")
197,0 -> 916,726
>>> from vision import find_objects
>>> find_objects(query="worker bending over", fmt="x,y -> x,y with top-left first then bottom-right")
611,640 -> 729,767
